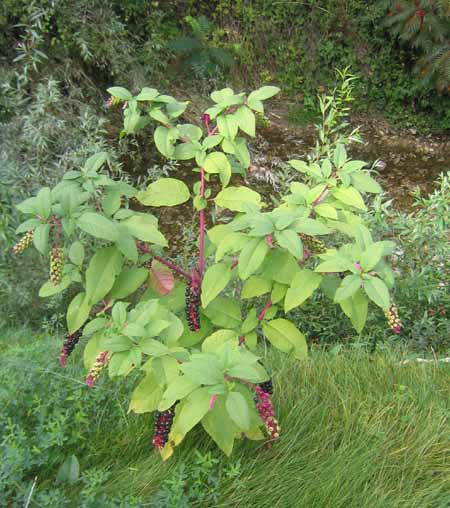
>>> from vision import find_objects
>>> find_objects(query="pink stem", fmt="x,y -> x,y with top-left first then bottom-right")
137,242 -> 190,280
198,168 -> 206,276
258,299 -> 273,321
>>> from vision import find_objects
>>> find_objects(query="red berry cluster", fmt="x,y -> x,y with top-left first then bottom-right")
255,385 -> 279,441
258,379 -> 273,395
185,273 -> 201,331
59,329 -> 83,367
152,404 -> 177,449
384,303 -> 401,334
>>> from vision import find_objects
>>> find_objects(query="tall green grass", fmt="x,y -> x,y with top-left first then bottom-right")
2,329 -> 449,507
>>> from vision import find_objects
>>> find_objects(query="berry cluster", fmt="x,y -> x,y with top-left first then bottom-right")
255,385 -> 279,441
185,275 -> 201,331
50,247 -> 63,285
152,404 -> 177,449
59,329 -> 83,367
301,234 -> 327,254
86,351 -> 110,388
384,303 -> 401,334
12,231 -> 34,254
258,378 -> 273,395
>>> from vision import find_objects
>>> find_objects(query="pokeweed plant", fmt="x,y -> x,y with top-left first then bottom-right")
12,83 -> 400,459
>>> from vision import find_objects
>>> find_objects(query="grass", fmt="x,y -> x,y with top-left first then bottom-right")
1,328 -> 449,507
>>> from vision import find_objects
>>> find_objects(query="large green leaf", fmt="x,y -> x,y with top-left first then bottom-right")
351,172 -> 382,194
275,230 -> 303,258
202,329 -> 238,353
136,178 -> 190,207
215,232 -> 248,262
177,387 -> 211,434
201,263 -> 231,308
226,391 -> 250,430
238,238 -> 268,280
202,395 -> 239,456
202,297 -> 241,328
108,348 -> 141,378
339,288 -> 368,333
285,270 -> 322,312
110,267 -> 148,299
334,274 -> 362,303
333,187 -> 367,211
78,212 -> 118,242
85,247 -> 123,305
180,354 -> 224,385
32,223 -> 50,254
121,216 -> 167,246
217,115 -> 238,140
159,376 -> 200,411
204,151 -> 231,174
68,241 -> 84,268
363,276 -> 390,310
67,292 -> 91,334
107,86 -> 132,100
215,186 -> 262,212
360,243 -> 385,272
129,372 -> 163,414
248,86 -> 280,101
261,250 -> 299,285
262,318 -> 308,359
233,106 -> 255,137
39,276 -> 72,298
241,276 -> 271,299
154,126 -> 178,158
36,187 -> 52,220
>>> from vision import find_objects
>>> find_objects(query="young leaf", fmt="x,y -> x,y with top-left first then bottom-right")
201,263 -> 231,308
275,230 -> 303,259
360,243 -> 385,272
226,391 -> 250,430
285,270 -> 322,312
339,289 -> 368,333
248,86 -> 280,101
136,178 -> 190,207
234,106 -> 255,137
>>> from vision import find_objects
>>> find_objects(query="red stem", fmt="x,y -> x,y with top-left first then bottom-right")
137,242 -> 190,280
258,299 -> 273,321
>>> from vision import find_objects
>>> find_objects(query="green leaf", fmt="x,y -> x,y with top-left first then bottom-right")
104,335 -> 133,352
211,88 -> 234,103
56,455 -> 80,485
39,276 -> 72,298
226,391 -> 250,430
110,267 -> 148,299
160,376 -> 200,411
102,190 -> 121,216
32,223 -> 50,254
360,243 -> 385,271
241,276 -> 271,299
15,218 -> 41,234
271,282 -> 287,304
288,160 -> 309,173
351,172 -> 382,194
108,348 -> 141,377
202,297 -> 241,328
227,362 -> 269,383
107,86 -> 132,100
202,396 -> 238,456
201,263 -> 231,308
333,144 -> 347,168
232,138 -> 251,167
177,123 -> 203,142
135,87 -> 159,101
150,108 -> 170,125
364,276 -> 390,310
215,186 -> 262,212
78,212 -> 118,241
262,319 -> 308,359
85,247 -> 123,305
116,227 -> 138,261
248,86 -> 280,101
217,115 -> 238,140
204,151 -> 231,177
285,270 -> 322,312
180,354 -> 224,385
238,238 -> 268,280
67,292 -> 91,334
83,332 -> 105,370
339,289 -> 368,333
275,230 -> 303,259
112,302 -> 128,325
136,178 -> 190,207
315,204 -> 338,220
333,187 -> 367,211
202,329 -> 238,353
129,372 -> 163,414
177,387 -> 211,434
139,339 -> 170,356
215,232 -> 248,262
121,216 -> 167,246
173,142 -> 199,160
36,187 -> 52,219
203,135 -> 223,149
233,106 -> 255,137
261,250 -> 300,285
292,218 -> 330,236
68,241 -> 84,268
334,274 -> 362,303
84,152 -> 109,172
241,309 -> 258,334
154,126 -> 178,158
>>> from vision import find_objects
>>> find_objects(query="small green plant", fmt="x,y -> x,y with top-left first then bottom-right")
13,83 -> 399,459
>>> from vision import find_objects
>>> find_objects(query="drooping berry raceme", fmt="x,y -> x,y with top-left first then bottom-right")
255,385 -> 279,441
12,230 -> 34,254
300,234 -> 327,255
384,303 -> 401,334
258,379 -> 274,395
59,329 -> 82,367
152,404 -> 177,449
86,351 -> 110,388
50,246 -> 63,285
185,270 -> 201,331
